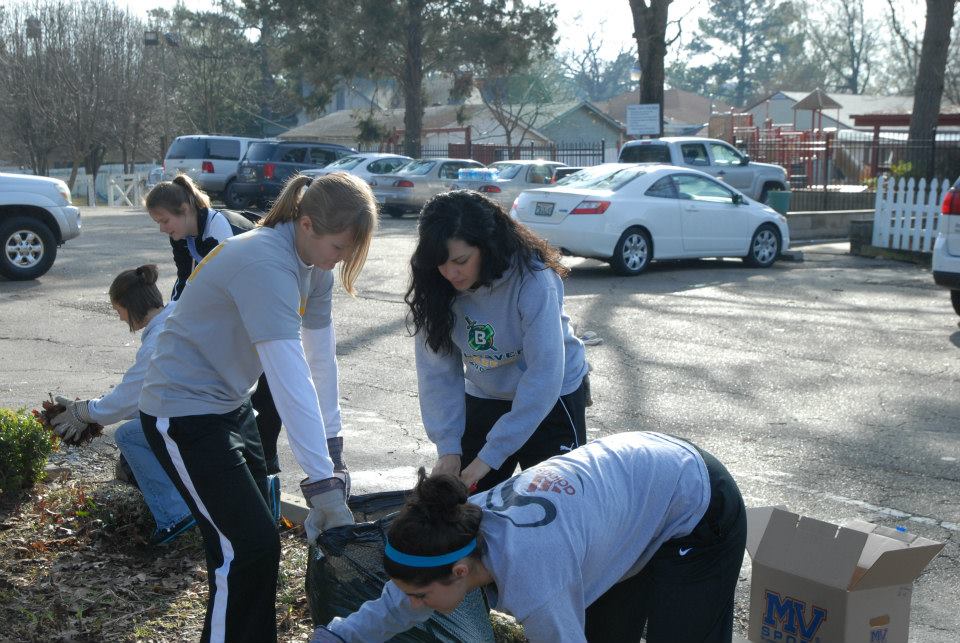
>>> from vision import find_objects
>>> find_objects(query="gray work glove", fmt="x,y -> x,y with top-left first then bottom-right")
301,477 -> 354,544
50,396 -> 92,443
310,625 -> 346,643
327,436 -> 351,499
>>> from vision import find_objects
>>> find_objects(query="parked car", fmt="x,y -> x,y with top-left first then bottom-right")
373,157 -> 484,218
233,140 -> 355,209
301,152 -> 412,185
553,166 -> 585,182
450,160 -> 567,211
0,172 -> 81,280
511,163 -> 790,276
144,165 -> 163,190
618,137 -> 789,202
932,176 -> 960,318
162,135 -> 264,208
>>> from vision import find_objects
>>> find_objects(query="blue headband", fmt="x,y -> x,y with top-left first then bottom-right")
384,538 -> 477,568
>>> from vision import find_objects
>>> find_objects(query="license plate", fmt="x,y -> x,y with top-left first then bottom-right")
535,202 -> 555,217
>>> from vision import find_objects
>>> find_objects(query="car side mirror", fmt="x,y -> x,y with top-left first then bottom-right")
732,193 -> 744,205
739,155 -> 750,166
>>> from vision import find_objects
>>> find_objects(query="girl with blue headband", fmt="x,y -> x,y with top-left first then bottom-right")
311,431 -> 747,643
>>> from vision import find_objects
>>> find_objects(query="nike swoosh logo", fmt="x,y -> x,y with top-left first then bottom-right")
679,547 -> 693,556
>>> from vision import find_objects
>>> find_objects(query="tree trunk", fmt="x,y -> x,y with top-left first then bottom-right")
907,0 -> 957,178
629,0 -> 672,136
402,0 -> 425,158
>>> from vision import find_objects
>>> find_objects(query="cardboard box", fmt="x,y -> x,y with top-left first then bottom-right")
745,507 -> 943,643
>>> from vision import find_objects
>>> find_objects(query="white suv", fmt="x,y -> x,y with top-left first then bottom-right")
932,177 -> 960,318
163,135 -> 264,208
0,172 -> 81,280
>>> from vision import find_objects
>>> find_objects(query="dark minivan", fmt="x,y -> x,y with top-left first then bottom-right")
233,140 -> 355,209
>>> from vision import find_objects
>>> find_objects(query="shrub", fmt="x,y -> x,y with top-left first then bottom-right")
0,407 -> 56,494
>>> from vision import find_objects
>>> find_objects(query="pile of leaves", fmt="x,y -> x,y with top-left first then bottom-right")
32,397 -> 104,446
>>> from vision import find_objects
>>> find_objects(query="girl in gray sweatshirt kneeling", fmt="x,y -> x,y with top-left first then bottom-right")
311,431 -> 747,643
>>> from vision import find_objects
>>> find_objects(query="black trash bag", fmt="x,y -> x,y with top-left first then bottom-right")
307,491 -> 494,643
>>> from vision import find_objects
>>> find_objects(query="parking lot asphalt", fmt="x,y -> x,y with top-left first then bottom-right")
1,206 -> 957,639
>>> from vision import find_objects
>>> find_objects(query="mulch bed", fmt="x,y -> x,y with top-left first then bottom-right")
0,445 -> 528,642
0,445 -> 314,643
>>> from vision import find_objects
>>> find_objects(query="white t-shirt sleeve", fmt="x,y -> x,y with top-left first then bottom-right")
519,588 -> 587,643
301,324 -> 341,438
255,338 -> 333,481
206,211 -> 235,243
414,332 -> 467,457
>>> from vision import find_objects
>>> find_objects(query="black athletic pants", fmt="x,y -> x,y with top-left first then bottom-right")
251,373 -> 282,475
141,402 -> 280,643
583,443 -> 747,643
461,377 -> 588,493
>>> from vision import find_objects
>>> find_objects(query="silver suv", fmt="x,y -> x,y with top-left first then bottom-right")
163,135 -> 264,207
0,172 -> 81,280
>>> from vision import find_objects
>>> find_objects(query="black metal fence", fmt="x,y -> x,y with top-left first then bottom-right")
358,141 -> 607,167
736,134 -> 960,188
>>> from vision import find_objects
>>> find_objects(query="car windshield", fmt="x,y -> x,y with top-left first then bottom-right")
397,160 -> 435,176
165,138 -> 205,160
325,156 -> 364,170
490,163 -> 523,179
245,142 -> 278,162
557,165 -> 648,191
620,145 -> 672,164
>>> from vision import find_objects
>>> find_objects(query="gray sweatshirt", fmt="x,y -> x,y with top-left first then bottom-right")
86,304 -> 172,425
325,432 -> 711,643
415,260 -> 588,469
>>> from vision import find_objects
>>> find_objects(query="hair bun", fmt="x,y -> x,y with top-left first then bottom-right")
414,470 -> 468,524
135,264 -> 159,286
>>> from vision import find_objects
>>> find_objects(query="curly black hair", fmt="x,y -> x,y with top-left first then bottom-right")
404,190 -> 567,354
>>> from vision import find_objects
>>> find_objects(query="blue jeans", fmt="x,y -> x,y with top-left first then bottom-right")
114,419 -> 192,530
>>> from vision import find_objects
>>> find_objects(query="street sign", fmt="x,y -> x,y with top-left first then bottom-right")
626,103 -> 661,136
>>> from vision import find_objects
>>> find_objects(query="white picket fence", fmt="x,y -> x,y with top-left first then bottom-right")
872,176 -> 950,252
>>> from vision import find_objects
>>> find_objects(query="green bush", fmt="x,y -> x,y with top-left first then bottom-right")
0,407 -> 56,494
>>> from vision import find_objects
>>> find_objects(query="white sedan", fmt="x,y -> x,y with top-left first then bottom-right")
511,164 -> 790,276
302,152 -> 412,184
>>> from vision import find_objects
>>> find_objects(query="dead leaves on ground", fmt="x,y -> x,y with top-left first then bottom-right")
0,448 -> 315,642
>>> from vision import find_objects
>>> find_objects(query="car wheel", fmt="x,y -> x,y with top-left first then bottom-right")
744,223 -> 780,268
610,227 -> 651,276
0,216 -> 57,280
951,290 -> 960,316
223,180 -> 252,210
385,207 -> 404,219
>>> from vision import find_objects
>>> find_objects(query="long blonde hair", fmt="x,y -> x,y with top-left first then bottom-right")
144,174 -> 211,214
260,172 -> 378,295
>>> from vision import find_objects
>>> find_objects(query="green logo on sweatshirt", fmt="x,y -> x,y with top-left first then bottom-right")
465,315 -> 496,352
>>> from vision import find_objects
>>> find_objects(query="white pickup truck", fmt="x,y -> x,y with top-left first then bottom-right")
0,172 -> 81,280
619,137 -> 789,202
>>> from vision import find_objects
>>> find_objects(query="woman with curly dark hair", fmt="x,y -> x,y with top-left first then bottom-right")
405,190 -> 589,493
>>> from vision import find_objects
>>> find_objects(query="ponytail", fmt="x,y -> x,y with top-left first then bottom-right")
260,172 -> 378,296
144,173 -> 211,215
383,467 -> 484,586
110,264 -> 164,331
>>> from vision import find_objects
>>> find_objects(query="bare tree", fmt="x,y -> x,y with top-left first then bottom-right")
0,7 -> 60,174
629,0 -> 672,129
805,0 -> 877,93
560,31 -> 636,101
907,0 -> 957,177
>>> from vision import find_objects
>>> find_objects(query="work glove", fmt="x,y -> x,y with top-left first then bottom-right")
310,625 -> 346,643
327,436 -> 351,499
50,396 -> 92,443
300,477 -> 354,544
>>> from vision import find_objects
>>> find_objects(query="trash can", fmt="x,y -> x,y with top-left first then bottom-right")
766,190 -> 791,214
